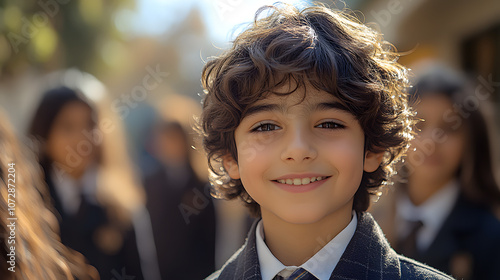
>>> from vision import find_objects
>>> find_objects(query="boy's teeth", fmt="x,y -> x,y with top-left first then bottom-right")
277,176 -> 326,185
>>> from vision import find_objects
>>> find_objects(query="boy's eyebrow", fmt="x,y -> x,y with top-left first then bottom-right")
242,101 -> 352,118
314,102 -> 351,114
242,103 -> 282,118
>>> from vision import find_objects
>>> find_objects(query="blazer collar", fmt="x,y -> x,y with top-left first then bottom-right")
217,217 -> 262,280
217,212 -> 402,280
418,194 -> 483,262
331,212 -> 402,279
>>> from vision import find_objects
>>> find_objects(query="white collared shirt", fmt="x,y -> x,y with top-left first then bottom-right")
256,211 -> 357,280
396,179 -> 460,252
51,164 -> 99,215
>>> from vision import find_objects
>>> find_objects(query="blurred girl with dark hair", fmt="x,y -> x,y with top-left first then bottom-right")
372,66 -> 500,280
144,120 -> 216,279
28,71 -> 160,280
0,109 -> 99,279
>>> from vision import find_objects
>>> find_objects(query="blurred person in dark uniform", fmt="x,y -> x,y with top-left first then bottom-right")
28,82 -> 152,280
144,120 -> 216,279
371,66 -> 500,280
0,109 -> 99,280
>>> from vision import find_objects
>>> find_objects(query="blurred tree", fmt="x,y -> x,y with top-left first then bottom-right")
0,0 -> 134,80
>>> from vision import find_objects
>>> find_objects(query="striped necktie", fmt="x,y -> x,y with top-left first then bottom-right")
273,268 -> 318,280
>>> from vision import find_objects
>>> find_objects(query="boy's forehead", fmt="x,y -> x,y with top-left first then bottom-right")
242,85 -> 356,120
254,85 -> 342,107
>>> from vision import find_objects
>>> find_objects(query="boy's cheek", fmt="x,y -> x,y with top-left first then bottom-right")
236,134 -> 276,163
237,140 -> 257,163
324,139 -> 365,159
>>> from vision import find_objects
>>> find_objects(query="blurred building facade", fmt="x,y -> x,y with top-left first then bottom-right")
354,0 -> 500,121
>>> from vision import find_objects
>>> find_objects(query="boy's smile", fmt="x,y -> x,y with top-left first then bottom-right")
223,84 -> 382,225
272,173 -> 331,193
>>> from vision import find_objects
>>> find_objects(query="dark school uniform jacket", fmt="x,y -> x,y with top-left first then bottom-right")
408,195 -> 500,279
143,165 -> 216,280
205,212 -> 453,280
371,190 -> 500,279
43,166 -> 144,280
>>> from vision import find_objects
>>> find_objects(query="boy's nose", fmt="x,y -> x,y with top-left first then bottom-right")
280,129 -> 317,163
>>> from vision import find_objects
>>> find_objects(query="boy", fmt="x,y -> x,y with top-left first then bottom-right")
199,3 -> 453,280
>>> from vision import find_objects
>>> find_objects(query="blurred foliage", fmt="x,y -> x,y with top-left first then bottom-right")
0,0 -> 134,79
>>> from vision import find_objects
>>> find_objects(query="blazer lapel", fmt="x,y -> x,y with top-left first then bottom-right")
332,212 -> 402,280
217,219 -> 262,280
419,194 -> 478,273
217,213 -> 405,280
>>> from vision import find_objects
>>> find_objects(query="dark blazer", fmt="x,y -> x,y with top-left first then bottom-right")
411,195 -> 500,279
206,212 -> 452,280
371,190 -> 500,280
144,165 -> 216,280
43,166 -> 143,280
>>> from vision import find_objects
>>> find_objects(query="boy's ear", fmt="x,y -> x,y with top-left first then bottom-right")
222,154 -> 240,179
363,151 -> 384,172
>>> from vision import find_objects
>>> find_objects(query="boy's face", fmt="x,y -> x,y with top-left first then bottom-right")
223,85 -> 382,224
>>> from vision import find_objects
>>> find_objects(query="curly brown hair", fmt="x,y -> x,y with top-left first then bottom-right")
198,3 -> 414,217
0,109 -> 99,279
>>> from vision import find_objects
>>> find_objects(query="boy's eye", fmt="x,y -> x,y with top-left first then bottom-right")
316,121 -> 345,129
252,123 -> 281,132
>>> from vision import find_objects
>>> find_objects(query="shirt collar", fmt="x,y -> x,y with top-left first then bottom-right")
396,179 -> 460,250
256,211 -> 358,280
51,164 -> 99,214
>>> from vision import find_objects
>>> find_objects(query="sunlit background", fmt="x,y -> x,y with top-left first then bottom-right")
1,0 -> 499,274
1,0 -> 499,129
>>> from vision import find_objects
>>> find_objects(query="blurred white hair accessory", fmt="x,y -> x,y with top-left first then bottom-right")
43,68 -> 107,102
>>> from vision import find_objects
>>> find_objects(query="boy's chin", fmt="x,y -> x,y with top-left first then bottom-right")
268,206 -> 336,225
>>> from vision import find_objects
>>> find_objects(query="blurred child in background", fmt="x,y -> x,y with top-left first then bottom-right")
143,120 -> 216,279
372,66 -> 500,279
0,109 -> 99,279
28,71 -> 160,280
